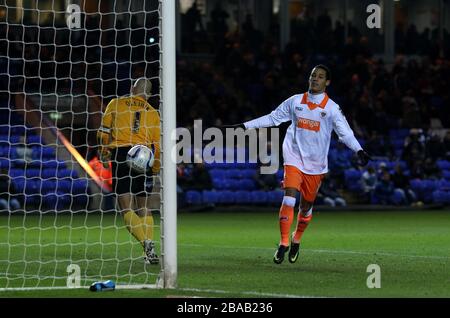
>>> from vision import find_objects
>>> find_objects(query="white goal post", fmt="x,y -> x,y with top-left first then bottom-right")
0,0 -> 177,291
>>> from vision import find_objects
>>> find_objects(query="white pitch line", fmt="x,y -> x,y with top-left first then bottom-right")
0,285 -> 324,298
177,287 -> 325,298
180,243 -> 450,260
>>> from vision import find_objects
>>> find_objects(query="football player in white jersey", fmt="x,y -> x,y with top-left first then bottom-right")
226,65 -> 371,264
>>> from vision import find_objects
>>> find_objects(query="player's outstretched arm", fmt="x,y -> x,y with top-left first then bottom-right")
220,123 -> 246,129
357,150 -> 372,166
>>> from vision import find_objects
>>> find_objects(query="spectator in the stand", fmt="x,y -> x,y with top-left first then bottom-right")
185,162 -> 213,191
377,162 -> 389,177
184,1 -> 204,49
365,131 -> 394,158
391,164 -> 418,205
210,3 -> 229,48
319,177 -> 346,207
255,165 -> 280,191
16,135 -> 33,162
410,159 -> 425,179
403,129 -> 426,168
361,166 -> 378,203
177,163 -> 188,208
373,171 -> 396,205
423,157 -> 441,179
0,173 -> 21,211
443,130 -> 450,160
426,133 -> 444,161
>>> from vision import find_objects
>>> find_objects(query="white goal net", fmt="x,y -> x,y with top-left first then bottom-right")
0,0 -> 176,290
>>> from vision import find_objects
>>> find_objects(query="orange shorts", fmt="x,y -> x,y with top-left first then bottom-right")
282,165 -> 325,202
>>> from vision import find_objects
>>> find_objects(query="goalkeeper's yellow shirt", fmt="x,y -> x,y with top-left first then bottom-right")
97,95 -> 160,173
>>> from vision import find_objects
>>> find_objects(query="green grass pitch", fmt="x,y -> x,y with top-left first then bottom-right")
0,210 -> 449,298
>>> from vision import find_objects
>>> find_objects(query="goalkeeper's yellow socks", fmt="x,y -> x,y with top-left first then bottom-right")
140,214 -> 154,241
123,210 -> 146,246
279,204 -> 294,246
292,212 -> 312,243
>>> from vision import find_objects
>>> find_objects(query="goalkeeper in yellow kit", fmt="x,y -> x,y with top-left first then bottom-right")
97,78 -> 161,265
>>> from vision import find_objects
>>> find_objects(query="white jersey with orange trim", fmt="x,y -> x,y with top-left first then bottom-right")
243,92 -> 362,175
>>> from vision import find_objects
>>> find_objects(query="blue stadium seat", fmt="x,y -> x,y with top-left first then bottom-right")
202,190 -> 218,204
0,159 -> 10,169
57,180 -> 72,192
217,190 -> 234,204
436,160 -> 450,170
437,179 -> 450,190
10,168 -> 24,178
24,180 -> 40,195
25,169 -> 40,178
72,179 -> 89,194
11,126 -> 26,135
0,125 -> 9,135
443,170 -> 450,181
24,194 -> 41,206
234,190 -> 251,204
227,179 -> 240,190
432,190 -> 448,204
209,169 -> 226,179
185,190 -> 202,205
42,193 -> 71,210
57,169 -> 77,179
26,135 -> 42,145
240,179 -> 256,190
41,180 -> 57,193
276,169 -> 284,181
267,190 -> 284,204
250,191 -> 268,204
41,169 -> 57,179
344,169 -> 362,180
410,179 -> 424,193
241,169 -> 256,179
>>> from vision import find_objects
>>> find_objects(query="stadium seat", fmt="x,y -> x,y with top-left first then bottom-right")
432,190 -> 448,204
41,168 -> 57,179
436,160 -> 450,170
57,180 -> 72,192
0,159 -> 10,169
57,169 -> 77,179
209,169 -> 226,179
10,168 -> 24,178
250,191 -> 268,204
185,190 -> 202,205
202,190 -> 218,204
25,169 -> 40,178
443,170 -> 450,181
217,190 -> 234,204
267,190 -> 284,204
239,179 -> 256,190
241,169 -> 256,179
276,169 -> 284,181
234,190 -> 251,204
26,135 -> 42,145
72,179 -> 89,194
24,180 -> 40,195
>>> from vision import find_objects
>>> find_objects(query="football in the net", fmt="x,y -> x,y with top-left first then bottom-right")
127,145 -> 155,173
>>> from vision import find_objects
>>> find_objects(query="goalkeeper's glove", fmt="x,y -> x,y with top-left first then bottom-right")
357,150 -> 372,166
220,123 -> 246,129
99,148 -> 112,169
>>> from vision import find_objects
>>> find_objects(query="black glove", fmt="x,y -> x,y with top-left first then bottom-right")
220,123 -> 246,129
357,150 -> 372,166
